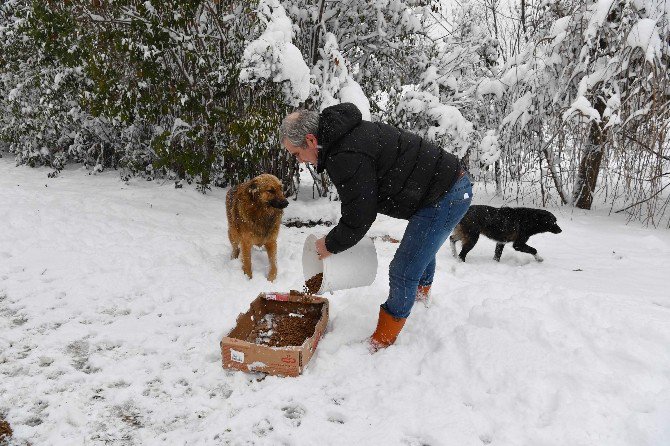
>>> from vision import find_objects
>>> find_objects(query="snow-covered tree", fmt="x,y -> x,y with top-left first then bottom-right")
478,0 -> 669,222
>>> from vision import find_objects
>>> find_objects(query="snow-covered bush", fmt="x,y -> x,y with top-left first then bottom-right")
1,1 -> 297,191
1,2 -> 88,170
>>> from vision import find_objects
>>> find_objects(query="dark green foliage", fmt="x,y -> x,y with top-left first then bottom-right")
0,1 -> 296,192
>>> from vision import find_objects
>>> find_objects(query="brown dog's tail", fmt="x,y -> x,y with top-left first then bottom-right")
226,186 -> 237,206
226,186 -> 238,222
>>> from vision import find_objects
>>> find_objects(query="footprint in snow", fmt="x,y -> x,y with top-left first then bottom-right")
479,433 -> 493,444
11,316 -> 27,327
252,418 -> 274,437
327,412 -> 346,424
281,403 -> 306,427
66,340 -> 100,374
401,436 -> 433,446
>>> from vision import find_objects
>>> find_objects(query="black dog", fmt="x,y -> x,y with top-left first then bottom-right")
450,205 -> 562,262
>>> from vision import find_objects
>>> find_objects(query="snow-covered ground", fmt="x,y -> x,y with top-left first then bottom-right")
1,158 -> 669,446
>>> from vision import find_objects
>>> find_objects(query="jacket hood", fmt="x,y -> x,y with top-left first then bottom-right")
316,103 -> 362,172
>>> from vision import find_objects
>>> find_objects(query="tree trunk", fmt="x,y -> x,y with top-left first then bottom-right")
543,148 -> 568,205
494,160 -> 502,195
573,97 -> 607,209
310,0 -> 327,66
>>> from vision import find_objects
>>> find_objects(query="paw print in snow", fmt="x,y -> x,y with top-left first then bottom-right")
281,403 -> 305,427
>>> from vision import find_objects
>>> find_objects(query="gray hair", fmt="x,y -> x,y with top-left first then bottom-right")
280,109 -> 320,147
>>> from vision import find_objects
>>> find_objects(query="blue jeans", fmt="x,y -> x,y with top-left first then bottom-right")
383,174 -> 473,318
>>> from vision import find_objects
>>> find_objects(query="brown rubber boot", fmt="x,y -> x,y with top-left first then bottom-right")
369,307 -> 407,351
415,285 -> 431,303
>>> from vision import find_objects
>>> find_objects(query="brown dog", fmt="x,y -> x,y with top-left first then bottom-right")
226,174 -> 289,281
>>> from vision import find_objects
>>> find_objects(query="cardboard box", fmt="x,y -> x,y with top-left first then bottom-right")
220,291 -> 328,377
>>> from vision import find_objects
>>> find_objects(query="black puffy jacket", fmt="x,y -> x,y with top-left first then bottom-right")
318,103 -> 461,254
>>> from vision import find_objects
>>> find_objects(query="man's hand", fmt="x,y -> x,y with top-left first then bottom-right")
315,237 -> 332,260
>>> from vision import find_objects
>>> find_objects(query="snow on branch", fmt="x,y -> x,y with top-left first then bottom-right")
397,88 -> 473,157
562,96 -> 602,123
313,33 -> 370,119
239,0 -> 310,106
627,18 -> 663,62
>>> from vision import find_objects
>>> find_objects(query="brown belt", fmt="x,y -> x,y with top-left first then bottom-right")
457,168 -> 466,179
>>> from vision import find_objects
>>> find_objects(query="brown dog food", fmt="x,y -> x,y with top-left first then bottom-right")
304,273 -> 323,294
379,234 -> 400,243
247,313 -> 320,347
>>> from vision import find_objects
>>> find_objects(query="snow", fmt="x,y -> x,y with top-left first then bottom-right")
7,82 -> 23,101
338,77 -> 371,121
397,89 -> 473,156
549,16 -> 571,43
586,0 -> 616,40
476,78 -> 505,100
478,130 -> 500,165
501,92 -> 532,128
314,33 -> 371,120
563,95 -> 602,122
421,65 -> 440,97
604,92 -> 622,127
627,18 -> 663,62
500,63 -> 531,88
143,2 -> 156,16
239,0 -> 310,106
634,0 -> 670,34
1,159 -> 669,445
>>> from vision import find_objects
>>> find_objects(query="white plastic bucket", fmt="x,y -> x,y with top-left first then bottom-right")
302,234 -> 378,294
